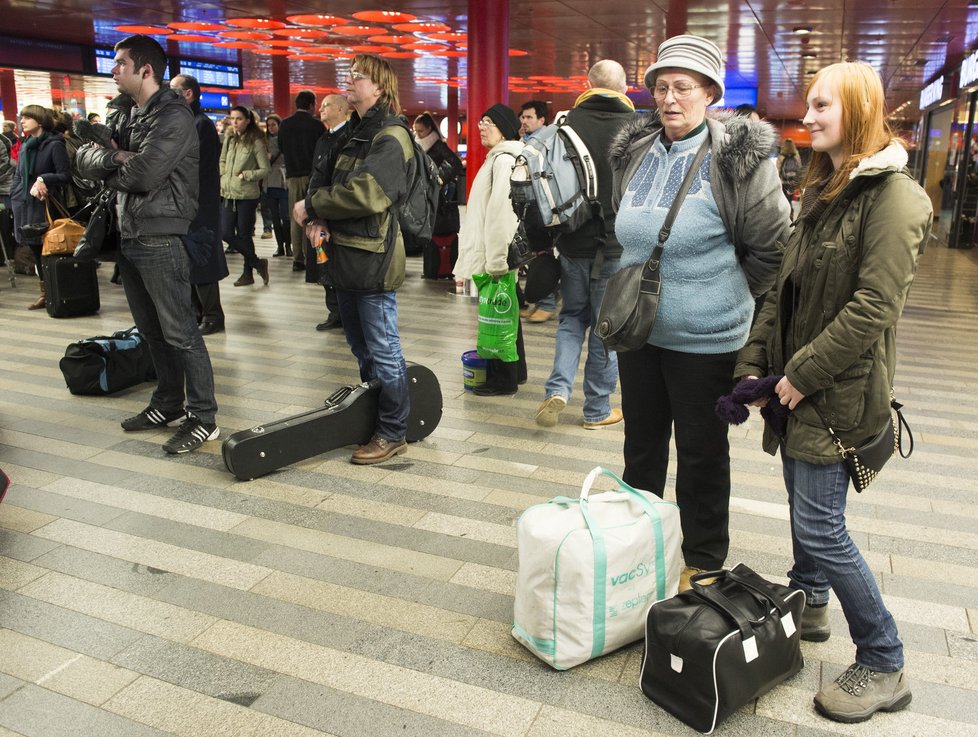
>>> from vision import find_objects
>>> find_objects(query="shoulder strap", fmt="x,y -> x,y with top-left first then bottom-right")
657,138 -> 710,249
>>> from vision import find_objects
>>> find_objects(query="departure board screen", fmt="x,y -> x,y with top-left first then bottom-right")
178,59 -> 241,89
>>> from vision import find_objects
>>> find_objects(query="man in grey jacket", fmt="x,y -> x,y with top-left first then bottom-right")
77,35 -> 219,455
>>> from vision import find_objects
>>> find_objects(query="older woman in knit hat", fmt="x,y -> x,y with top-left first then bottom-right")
608,35 -> 791,591
453,103 -> 527,396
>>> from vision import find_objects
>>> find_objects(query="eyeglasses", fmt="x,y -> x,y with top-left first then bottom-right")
477,118 -> 497,129
348,70 -> 368,82
652,83 -> 703,100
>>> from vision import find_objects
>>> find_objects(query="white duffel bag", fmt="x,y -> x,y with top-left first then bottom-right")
512,466 -> 682,669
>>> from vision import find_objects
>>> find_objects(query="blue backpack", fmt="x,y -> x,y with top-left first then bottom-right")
509,116 -> 600,233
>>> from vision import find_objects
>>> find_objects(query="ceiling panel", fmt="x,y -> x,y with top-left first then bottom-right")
0,0 -> 973,124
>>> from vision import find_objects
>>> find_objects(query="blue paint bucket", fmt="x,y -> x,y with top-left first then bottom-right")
461,350 -> 488,391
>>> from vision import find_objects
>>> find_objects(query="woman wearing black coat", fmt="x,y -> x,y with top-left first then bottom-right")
412,112 -> 463,273
11,105 -> 70,310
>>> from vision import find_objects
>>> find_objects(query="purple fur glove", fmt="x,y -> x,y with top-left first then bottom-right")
715,375 -> 790,437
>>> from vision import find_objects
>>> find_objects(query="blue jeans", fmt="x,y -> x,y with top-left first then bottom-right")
544,255 -> 619,423
783,455 -> 903,672
119,235 -> 217,425
534,291 -> 557,312
336,289 -> 410,441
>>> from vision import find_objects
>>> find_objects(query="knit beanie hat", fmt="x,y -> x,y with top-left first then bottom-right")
482,104 -> 520,140
644,34 -> 725,100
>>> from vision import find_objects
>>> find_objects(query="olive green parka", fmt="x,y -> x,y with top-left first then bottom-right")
734,141 -> 932,463
219,133 -> 269,201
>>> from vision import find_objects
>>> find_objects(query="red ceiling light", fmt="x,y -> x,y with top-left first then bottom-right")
270,28 -> 331,39
402,43 -> 447,51
266,38 -> 313,47
393,21 -> 452,33
252,48 -> 292,55
350,45 -> 395,53
509,49 -> 529,56
286,14 -> 349,26
226,18 -> 286,30
432,50 -> 466,57
333,52 -> 356,59
169,34 -> 218,43
369,34 -> 415,44
289,54 -> 332,62
219,30 -> 272,40
333,25 -> 383,36
427,32 -> 467,42
115,25 -> 172,35
382,51 -> 422,59
353,11 -> 417,24
213,41 -> 260,49
168,21 -> 226,32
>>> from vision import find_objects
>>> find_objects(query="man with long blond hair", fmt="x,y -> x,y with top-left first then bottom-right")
291,54 -> 414,465
735,61 -> 932,723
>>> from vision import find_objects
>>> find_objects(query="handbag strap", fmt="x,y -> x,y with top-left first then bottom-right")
47,193 -> 73,220
639,138 -> 711,285
891,399 -> 914,459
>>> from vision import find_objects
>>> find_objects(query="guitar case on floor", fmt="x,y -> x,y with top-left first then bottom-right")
222,363 -> 442,480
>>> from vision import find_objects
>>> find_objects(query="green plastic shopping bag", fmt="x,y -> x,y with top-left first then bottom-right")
474,272 -> 519,363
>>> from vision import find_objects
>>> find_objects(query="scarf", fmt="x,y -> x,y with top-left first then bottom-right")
573,87 -> 636,111
416,129 -> 439,153
20,132 -> 45,200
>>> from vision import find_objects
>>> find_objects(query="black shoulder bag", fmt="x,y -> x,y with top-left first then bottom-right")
810,398 -> 914,493
73,187 -> 114,262
594,138 -> 710,353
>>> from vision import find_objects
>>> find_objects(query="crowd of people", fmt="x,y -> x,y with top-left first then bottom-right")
3,32 -> 934,726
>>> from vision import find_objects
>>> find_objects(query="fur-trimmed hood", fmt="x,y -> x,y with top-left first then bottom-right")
610,109 -> 778,182
850,140 -> 908,180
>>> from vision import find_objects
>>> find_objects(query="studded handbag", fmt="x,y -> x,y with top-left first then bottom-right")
811,399 -> 913,493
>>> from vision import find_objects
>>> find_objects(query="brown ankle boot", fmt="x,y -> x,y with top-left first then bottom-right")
28,280 -> 46,310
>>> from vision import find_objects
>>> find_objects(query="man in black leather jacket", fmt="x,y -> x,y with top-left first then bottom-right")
77,35 -> 219,455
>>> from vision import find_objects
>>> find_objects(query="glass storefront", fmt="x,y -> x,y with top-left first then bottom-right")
918,87 -> 978,249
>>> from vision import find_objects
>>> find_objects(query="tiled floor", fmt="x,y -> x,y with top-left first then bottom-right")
2,236 -> 977,737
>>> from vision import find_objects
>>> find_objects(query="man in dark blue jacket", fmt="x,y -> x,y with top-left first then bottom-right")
78,35 -> 218,455
279,90 -> 325,272
170,73 -> 229,335
534,60 -> 636,430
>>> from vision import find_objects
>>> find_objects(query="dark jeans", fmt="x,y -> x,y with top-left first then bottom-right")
287,176 -> 310,265
192,282 -> 224,324
264,187 -> 290,253
487,317 -> 527,390
336,289 -> 409,441
220,198 -> 262,274
118,235 -> 217,424
617,344 -> 737,570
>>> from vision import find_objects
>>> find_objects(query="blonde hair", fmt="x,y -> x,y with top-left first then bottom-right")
803,62 -> 900,203
352,54 -> 400,114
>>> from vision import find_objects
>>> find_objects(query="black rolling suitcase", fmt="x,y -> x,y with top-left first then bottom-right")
639,564 -> 805,734
43,255 -> 100,317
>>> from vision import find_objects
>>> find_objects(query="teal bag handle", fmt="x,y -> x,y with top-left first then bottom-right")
577,466 -> 672,660
580,467 -> 668,601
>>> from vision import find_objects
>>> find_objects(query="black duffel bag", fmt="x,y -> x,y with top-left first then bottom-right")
59,327 -> 157,396
640,563 -> 805,734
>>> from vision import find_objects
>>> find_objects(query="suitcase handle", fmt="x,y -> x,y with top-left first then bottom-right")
689,584 -> 759,656
692,567 -> 791,620
724,565 -> 792,617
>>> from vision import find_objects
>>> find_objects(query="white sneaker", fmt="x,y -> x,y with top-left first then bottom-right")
535,395 -> 567,427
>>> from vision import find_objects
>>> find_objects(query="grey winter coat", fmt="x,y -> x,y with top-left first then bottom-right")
77,87 -> 199,240
735,142 -> 932,463
610,111 -> 791,297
